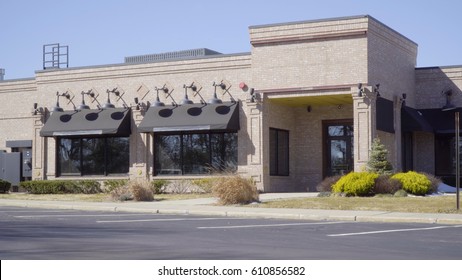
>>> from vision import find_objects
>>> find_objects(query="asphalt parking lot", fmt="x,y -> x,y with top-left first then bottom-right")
1,206 -> 461,259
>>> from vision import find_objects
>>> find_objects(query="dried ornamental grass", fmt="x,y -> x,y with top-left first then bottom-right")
212,175 -> 259,205
129,179 -> 154,201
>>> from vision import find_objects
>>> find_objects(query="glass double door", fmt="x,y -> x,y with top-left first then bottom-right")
324,121 -> 354,177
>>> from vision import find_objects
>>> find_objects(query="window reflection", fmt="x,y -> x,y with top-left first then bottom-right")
58,138 -> 80,175
154,132 -> 237,175
58,137 -> 129,176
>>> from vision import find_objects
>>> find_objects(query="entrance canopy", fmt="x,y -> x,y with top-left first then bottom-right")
40,108 -> 131,137
138,101 -> 240,133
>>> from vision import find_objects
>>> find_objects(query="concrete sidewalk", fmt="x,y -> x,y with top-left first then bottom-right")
1,193 -> 461,225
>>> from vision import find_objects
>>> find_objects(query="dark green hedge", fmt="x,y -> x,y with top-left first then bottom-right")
0,179 -> 11,193
20,180 -> 102,194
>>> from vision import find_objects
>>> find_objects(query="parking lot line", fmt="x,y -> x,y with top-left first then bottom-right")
14,213 -> 153,218
197,221 -> 347,229
327,224 -> 462,237
96,217 -> 238,223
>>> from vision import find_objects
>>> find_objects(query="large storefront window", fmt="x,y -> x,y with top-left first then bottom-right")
58,137 -> 129,176
154,132 -> 237,175
269,128 -> 289,176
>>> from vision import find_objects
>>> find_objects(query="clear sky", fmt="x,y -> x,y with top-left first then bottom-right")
1,0 -> 461,80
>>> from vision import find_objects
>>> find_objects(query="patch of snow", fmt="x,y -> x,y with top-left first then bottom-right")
437,182 -> 457,193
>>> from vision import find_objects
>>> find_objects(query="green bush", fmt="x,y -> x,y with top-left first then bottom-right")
191,178 -> 216,193
151,179 -> 169,194
20,180 -> 102,194
332,172 -> 379,196
391,171 -> 431,196
103,179 -> 128,193
394,189 -> 408,197
0,179 -> 12,193
212,175 -> 259,205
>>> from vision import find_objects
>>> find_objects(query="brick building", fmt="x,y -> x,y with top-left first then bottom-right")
1,15 -> 461,192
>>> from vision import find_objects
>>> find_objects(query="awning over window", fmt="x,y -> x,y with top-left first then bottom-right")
40,108 -> 131,137
138,101 -> 240,133
419,108 -> 462,134
401,106 -> 434,133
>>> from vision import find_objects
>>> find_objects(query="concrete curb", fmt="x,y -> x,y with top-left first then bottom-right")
1,199 -> 461,225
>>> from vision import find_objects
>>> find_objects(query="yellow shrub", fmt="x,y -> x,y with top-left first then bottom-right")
332,172 -> 379,196
391,171 -> 431,196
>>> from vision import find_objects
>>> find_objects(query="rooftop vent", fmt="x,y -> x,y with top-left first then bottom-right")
124,48 -> 221,64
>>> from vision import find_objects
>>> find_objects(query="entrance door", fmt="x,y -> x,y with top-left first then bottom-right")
324,121 -> 354,177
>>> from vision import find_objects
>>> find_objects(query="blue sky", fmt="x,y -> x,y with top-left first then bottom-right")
1,0 -> 461,80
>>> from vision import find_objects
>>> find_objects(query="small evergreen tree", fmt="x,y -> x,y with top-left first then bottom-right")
367,138 -> 393,175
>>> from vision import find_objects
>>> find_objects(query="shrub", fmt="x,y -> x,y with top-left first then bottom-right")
394,189 -> 408,197
373,175 -> 402,194
332,172 -> 379,196
367,138 -> 393,175
70,180 -> 102,194
103,180 -> 128,193
166,180 -> 204,193
129,180 -> 154,201
151,179 -> 169,194
391,171 -> 431,196
420,172 -> 442,194
212,175 -> 259,205
315,175 -> 342,192
191,178 -> 216,193
110,184 -> 133,201
0,179 -> 11,193
20,180 -> 101,194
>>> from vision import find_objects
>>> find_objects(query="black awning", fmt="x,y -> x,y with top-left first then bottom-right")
419,108 -> 462,134
376,97 -> 395,133
401,106 -> 434,133
138,101 -> 240,133
40,108 -> 131,137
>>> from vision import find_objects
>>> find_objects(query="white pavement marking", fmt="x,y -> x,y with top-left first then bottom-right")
14,213 -> 154,218
328,225 -> 462,237
97,217 -> 239,223
197,221 -> 348,229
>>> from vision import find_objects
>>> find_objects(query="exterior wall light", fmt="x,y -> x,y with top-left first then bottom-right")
357,83 -> 363,97
249,88 -> 256,103
357,83 -> 380,98
180,84 -> 194,105
209,82 -> 224,104
108,87 -> 129,108
442,89 -> 455,111
32,103 -> 45,115
77,91 -> 90,110
103,89 -> 116,109
157,84 -> 176,106
153,86 -> 166,107
51,91 -> 64,112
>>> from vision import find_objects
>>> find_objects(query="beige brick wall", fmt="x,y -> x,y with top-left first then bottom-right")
415,66 -> 462,109
250,17 -> 370,90
0,79 -> 37,152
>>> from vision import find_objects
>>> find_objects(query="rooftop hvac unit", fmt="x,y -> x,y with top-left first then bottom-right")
124,48 -> 221,63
